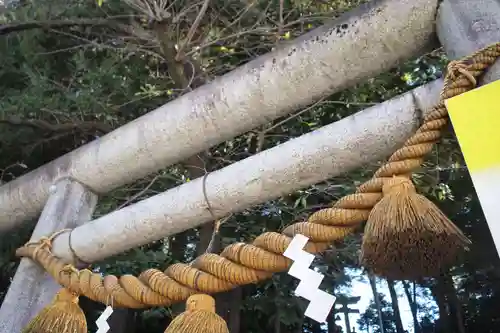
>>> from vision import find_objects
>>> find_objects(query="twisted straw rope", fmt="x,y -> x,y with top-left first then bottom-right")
16,43 -> 500,309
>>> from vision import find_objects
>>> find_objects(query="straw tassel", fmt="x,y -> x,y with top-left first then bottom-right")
360,176 -> 471,280
164,294 -> 229,333
22,288 -> 87,333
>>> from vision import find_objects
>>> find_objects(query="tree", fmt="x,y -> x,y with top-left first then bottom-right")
386,280 -> 404,333
368,274 -> 385,333
401,281 -> 420,333
358,294 -> 399,333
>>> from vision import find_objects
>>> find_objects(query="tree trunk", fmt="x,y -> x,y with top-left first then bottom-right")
402,280 -> 420,333
441,273 -> 465,333
169,232 -> 189,315
274,309 -> 281,333
311,321 -> 324,333
154,20 -> 244,329
170,233 -> 188,262
368,273 -> 385,333
153,21 -> 214,266
205,229 -> 242,333
108,308 -> 137,333
327,308 -> 339,333
429,279 -> 450,332
386,279 -> 404,333
228,287 -> 242,333
295,315 -> 305,333
215,286 -> 242,333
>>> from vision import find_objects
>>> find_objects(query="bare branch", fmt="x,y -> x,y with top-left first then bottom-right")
123,0 -> 172,22
175,0 -> 210,61
0,19 -> 120,36
0,118 -> 111,133
117,174 -> 161,209
277,0 -> 284,42
263,97 -> 326,134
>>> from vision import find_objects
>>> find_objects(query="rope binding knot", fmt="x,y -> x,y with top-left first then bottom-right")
446,60 -> 477,87
22,288 -> 86,333
381,176 -> 414,195
164,294 -> 229,333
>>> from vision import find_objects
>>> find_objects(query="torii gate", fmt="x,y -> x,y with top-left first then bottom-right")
0,0 -> 499,332
335,295 -> 361,333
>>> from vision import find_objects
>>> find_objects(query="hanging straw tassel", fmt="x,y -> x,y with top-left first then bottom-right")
360,176 -> 471,280
164,294 -> 229,333
22,287 -> 87,333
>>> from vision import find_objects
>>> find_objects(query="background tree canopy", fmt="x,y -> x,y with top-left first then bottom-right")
0,0 -> 499,332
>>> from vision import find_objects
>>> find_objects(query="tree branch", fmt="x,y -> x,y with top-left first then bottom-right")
0,118 -> 111,133
117,174 -> 161,209
175,0 -> 210,61
0,19 -> 111,36
0,18 -> 147,39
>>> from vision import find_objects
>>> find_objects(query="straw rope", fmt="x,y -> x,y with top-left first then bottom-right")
16,43 -> 500,308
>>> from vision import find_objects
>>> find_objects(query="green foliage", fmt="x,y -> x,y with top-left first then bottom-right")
358,293 -> 399,333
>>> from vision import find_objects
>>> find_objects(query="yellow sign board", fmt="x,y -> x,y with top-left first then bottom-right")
446,79 -> 500,256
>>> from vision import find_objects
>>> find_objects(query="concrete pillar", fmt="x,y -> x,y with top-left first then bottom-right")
437,0 -> 500,81
0,178 -> 97,332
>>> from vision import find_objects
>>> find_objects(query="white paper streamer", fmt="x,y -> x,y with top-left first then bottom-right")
283,234 -> 336,323
96,306 -> 113,333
